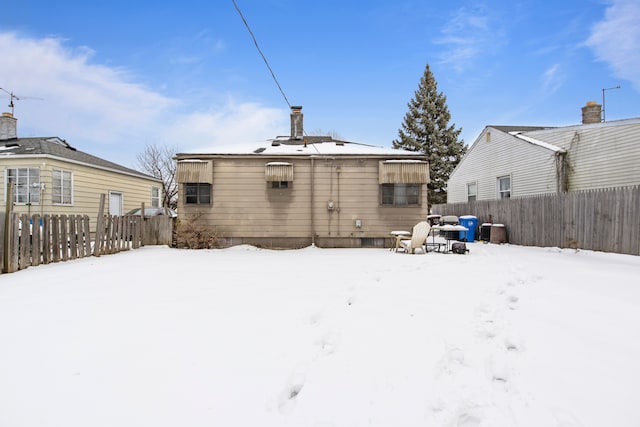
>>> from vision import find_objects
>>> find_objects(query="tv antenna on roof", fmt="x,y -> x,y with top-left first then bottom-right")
601,85 -> 621,122
0,87 -> 44,115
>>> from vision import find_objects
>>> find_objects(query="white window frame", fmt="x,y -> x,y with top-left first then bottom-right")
467,181 -> 477,202
497,175 -> 511,199
52,169 -> 74,205
5,167 -> 41,204
151,186 -> 161,208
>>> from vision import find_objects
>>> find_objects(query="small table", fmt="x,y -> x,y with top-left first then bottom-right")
425,227 -> 446,253
390,230 -> 411,252
430,224 -> 467,253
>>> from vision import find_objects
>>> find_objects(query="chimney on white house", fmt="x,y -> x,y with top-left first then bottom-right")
0,112 -> 17,140
290,106 -> 303,139
581,101 -> 602,124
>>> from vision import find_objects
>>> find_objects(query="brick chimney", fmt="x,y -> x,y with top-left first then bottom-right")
290,106 -> 303,139
581,101 -> 602,124
0,112 -> 17,140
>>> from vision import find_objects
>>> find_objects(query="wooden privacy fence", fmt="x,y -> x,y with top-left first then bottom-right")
432,186 -> 640,256
1,212 -> 173,274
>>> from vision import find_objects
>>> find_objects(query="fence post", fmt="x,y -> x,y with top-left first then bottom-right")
7,212 -> 19,273
60,215 -> 69,261
83,215 -> 91,256
69,215 -> 78,259
3,182 -> 14,273
43,215 -> 51,264
19,213 -> 30,270
32,214 -> 41,267
94,194 -> 106,256
140,202 -> 146,247
52,215 -> 60,262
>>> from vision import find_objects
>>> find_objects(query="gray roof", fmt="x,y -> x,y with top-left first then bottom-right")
0,137 -> 158,181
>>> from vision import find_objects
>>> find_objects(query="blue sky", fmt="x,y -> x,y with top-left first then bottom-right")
1,0 -> 638,168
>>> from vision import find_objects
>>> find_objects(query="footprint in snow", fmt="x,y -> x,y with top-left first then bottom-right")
504,334 -> 524,352
475,303 -> 497,321
451,402 -> 484,427
506,294 -> 519,310
277,371 -> 306,414
435,346 -> 465,377
552,408 -> 584,426
487,353 -> 510,384
476,321 -> 499,340
314,330 -> 339,357
308,312 -> 323,326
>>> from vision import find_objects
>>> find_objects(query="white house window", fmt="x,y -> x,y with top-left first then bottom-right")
52,169 -> 73,205
6,168 -> 40,204
467,182 -> 477,201
497,176 -> 511,199
185,183 -> 211,205
381,183 -> 421,205
151,186 -> 161,207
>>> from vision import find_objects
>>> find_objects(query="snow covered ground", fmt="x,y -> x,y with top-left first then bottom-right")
1,243 -> 639,426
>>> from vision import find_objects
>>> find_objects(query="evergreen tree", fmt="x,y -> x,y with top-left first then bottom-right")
393,64 -> 466,207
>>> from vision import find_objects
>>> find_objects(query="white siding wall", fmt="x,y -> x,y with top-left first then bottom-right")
526,121 -> 640,191
447,128 -> 559,202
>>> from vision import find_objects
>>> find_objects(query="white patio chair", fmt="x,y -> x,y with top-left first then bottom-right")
399,221 -> 431,254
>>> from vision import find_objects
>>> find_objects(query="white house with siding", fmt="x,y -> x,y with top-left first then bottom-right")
447,103 -> 640,203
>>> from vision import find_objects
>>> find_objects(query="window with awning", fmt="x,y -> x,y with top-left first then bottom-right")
265,162 -> 294,182
378,160 -> 429,184
176,160 -> 213,184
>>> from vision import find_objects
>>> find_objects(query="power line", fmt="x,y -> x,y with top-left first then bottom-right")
231,0 -> 292,108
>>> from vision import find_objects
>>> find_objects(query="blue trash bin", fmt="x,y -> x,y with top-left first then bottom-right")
459,215 -> 478,242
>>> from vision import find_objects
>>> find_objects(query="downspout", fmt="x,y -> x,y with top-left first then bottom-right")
556,151 -> 568,193
336,165 -> 341,235
328,160 -> 333,236
310,157 -> 315,246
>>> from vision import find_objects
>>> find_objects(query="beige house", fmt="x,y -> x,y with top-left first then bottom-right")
176,107 -> 430,248
1,112 -> 162,229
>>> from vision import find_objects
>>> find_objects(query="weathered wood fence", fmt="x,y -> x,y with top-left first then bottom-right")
432,186 -> 640,256
1,189 -> 174,274
1,212 -> 173,274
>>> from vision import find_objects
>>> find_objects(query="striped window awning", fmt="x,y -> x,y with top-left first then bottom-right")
176,160 -> 213,184
265,162 -> 293,181
379,160 -> 430,184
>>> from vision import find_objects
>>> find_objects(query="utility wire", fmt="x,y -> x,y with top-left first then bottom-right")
232,0 -> 292,109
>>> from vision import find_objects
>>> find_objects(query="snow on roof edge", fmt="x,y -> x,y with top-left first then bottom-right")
510,132 -> 565,153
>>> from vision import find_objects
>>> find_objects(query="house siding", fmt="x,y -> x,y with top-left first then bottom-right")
2,157 -> 160,231
447,128 -> 558,203
525,121 -> 640,191
178,155 -> 429,247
